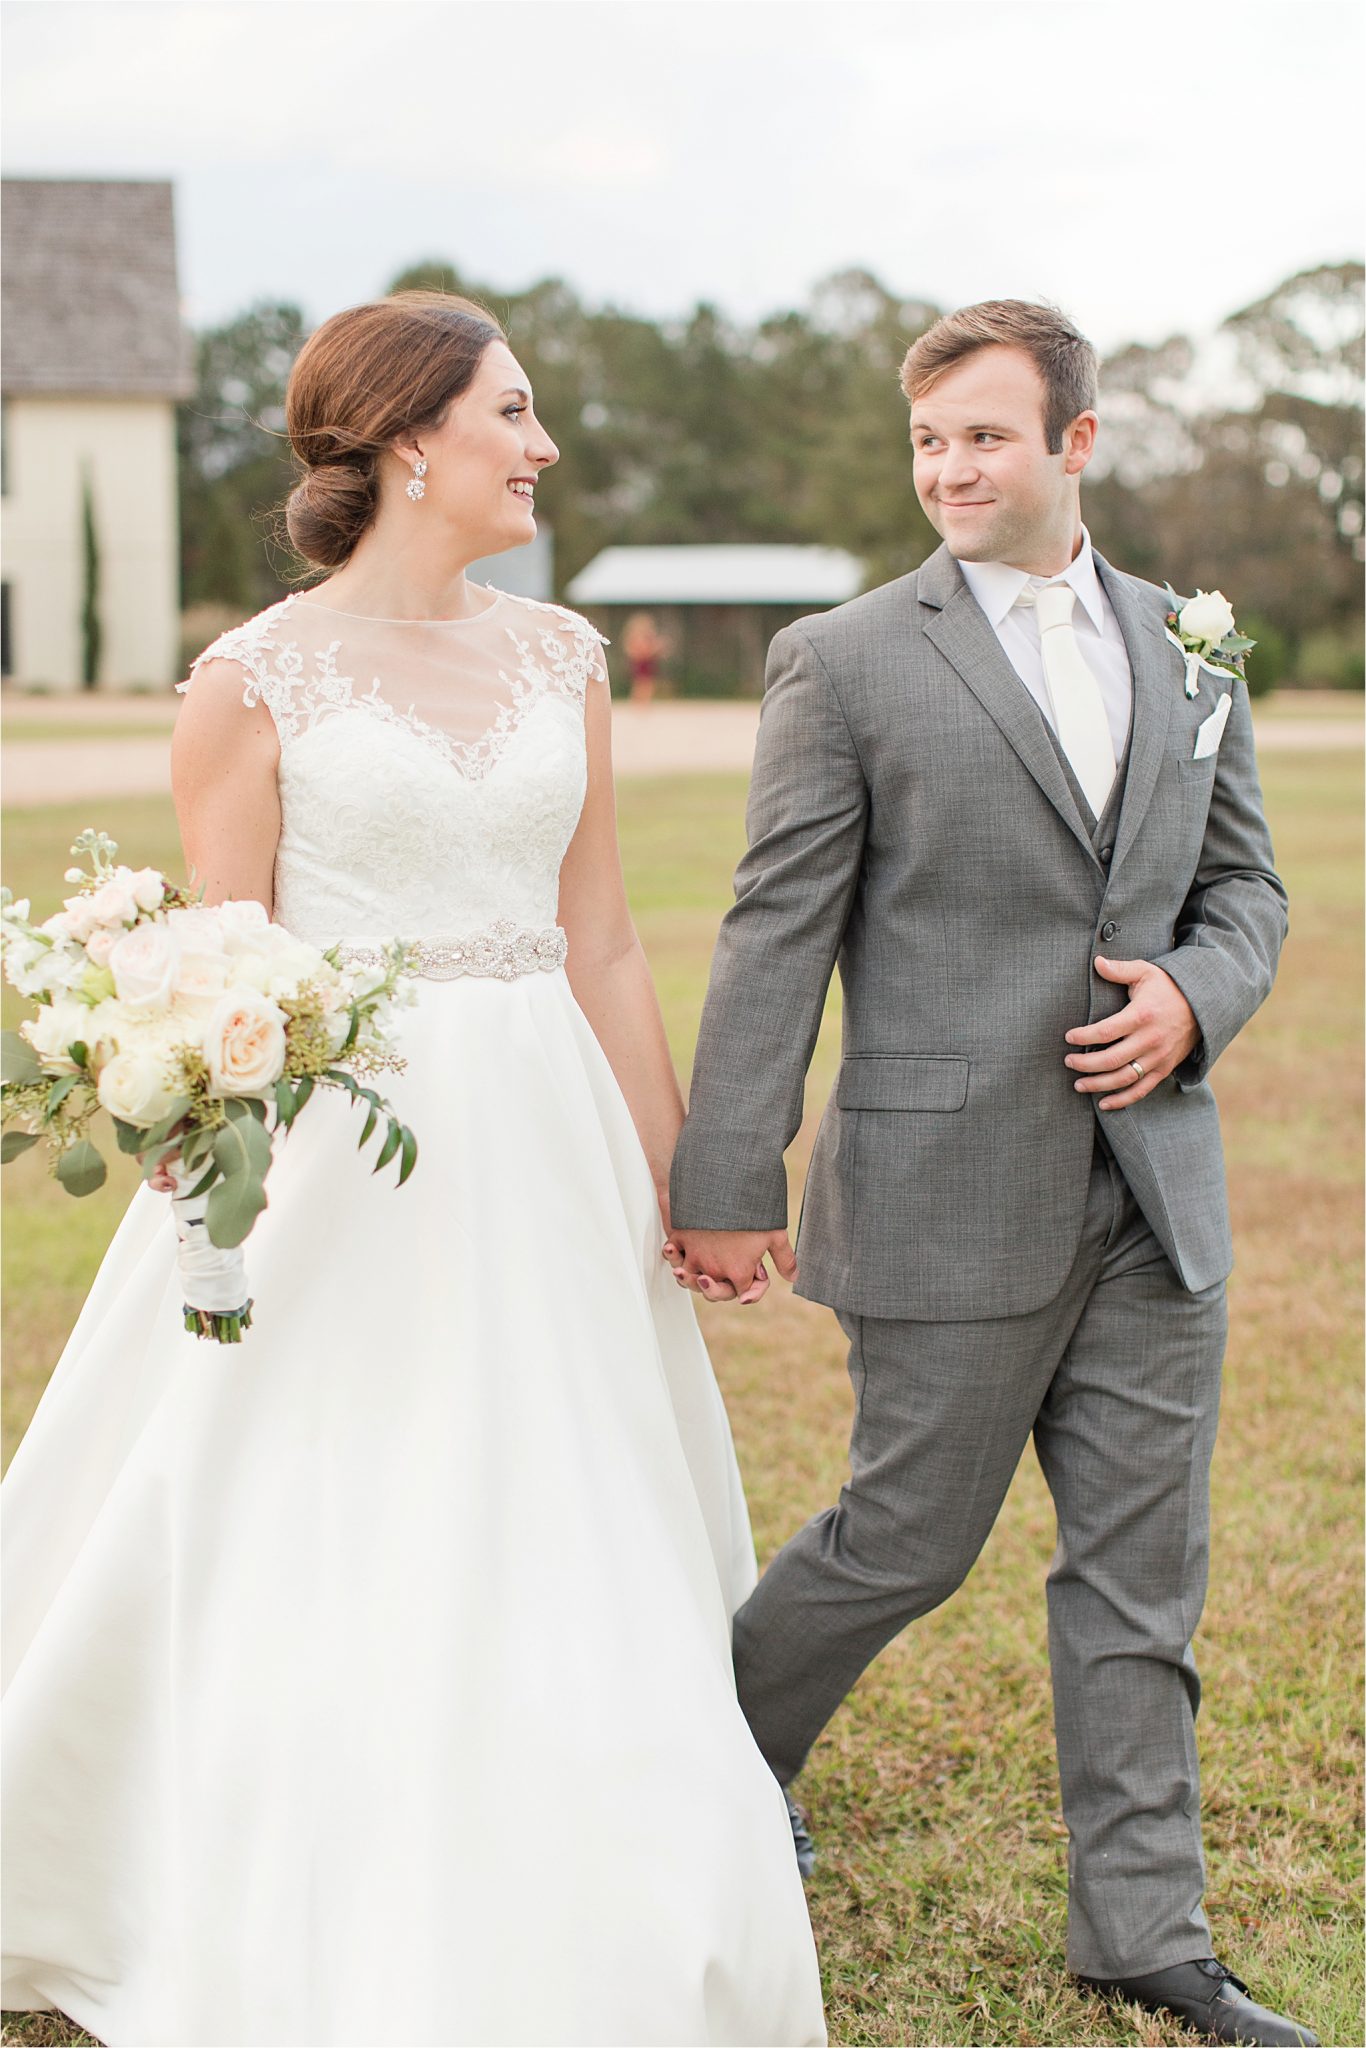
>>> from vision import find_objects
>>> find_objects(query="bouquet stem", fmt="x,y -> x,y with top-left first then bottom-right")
169,1162 -> 253,1346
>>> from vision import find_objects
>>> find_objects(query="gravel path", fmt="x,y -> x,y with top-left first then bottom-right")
1,699 -> 1358,810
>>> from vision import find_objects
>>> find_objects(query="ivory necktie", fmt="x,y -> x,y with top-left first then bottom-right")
1016,581 -> 1117,817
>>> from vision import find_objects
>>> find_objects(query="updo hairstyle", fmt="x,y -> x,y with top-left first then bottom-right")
284,291 -> 508,571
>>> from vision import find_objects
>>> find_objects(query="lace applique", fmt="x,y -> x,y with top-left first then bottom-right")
183,592 -> 606,784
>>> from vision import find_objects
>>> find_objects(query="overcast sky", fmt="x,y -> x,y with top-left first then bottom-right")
3,0 -> 1362,348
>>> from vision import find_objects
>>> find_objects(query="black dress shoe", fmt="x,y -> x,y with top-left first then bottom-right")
784,1793 -> 816,1880
1079,1957 -> 1318,2045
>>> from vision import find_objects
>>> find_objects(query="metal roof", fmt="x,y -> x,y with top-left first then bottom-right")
2,178 -> 194,399
565,544 -> 864,605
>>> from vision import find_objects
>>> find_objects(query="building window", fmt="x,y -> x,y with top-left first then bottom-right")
1,581 -> 11,678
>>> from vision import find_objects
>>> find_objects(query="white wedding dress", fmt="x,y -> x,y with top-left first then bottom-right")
1,589 -> 826,2048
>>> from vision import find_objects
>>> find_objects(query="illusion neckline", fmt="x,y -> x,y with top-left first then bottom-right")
289,587 -> 506,628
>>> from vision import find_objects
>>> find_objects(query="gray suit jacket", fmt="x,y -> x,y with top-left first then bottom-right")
670,543 -> 1288,1321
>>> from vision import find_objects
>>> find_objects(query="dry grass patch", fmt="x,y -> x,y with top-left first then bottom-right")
2,756 -> 1360,2047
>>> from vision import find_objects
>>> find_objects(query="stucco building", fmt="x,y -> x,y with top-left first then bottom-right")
2,178 -> 194,690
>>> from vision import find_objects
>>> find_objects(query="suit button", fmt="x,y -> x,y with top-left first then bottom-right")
1099,844 -> 1114,865
1100,920 -> 1119,942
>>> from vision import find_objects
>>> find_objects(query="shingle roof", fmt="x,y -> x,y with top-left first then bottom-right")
2,178 -> 194,398
566,544 -> 864,605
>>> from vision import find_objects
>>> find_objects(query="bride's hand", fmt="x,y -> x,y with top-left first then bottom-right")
141,1143 -> 182,1195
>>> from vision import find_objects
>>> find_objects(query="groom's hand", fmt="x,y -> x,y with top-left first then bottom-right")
662,1228 -> 798,1306
1064,956 -> 1201,1110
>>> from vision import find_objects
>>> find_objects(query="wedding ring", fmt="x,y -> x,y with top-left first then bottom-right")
1130,1060 -> 1145,1082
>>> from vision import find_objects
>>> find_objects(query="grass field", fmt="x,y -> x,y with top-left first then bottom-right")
2,755 -> 1362,2047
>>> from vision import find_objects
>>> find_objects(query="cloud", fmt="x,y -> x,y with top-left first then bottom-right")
3,0 -> 1361,344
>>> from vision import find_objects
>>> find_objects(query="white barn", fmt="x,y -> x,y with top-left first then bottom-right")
2,178 -> 194,690
565,544 -> 864,695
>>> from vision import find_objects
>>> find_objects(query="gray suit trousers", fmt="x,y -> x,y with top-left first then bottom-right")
731,1142 -> 1227,1979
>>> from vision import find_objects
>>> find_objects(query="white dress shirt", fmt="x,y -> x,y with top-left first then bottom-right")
957,528 -> 1134,764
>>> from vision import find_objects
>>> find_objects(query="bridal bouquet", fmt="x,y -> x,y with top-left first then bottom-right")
1,830 -> 419,1343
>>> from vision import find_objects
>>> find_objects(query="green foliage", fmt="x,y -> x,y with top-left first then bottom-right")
54,1138 -> 105,1197
1296,628 -> 1366,691
1,1030 -> 42,1084
79,469 -> 101,691
203,1100 -> 273,1248
175,263 -> 1365,690
1239,613 -> 1292,697
177,300 -> 309,613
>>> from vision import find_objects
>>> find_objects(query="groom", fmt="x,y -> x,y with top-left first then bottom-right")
667,302 -> 1314,2047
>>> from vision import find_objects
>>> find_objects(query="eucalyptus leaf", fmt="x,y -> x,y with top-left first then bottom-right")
142,1099 -> 193,1149
138,1136 -> 187,1179
179,1125 -> 216,1170
113,1117 -> 151,1155
245,1096 -> 269,1123
1,1129 -> 41,1163
205,1166 -> 268,1248
204,1113 -> 273,1247
293,1075 -> 314,1113
359,1102 -> 379,1148
372,1120 -> 402,1175
56,1138 -> 107,1197
274,1079 -> 296,1128
1,1032 -> 43,1085
397,1125 -> 418,1187
44,1074 -> 80,1116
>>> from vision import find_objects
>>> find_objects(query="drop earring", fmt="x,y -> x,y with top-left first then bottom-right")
406,458 -> 428,503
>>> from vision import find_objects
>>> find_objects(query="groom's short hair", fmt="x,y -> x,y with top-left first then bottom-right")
899,301 -> 1098,454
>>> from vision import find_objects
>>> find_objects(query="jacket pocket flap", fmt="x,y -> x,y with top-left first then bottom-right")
836,1055 -> 969,1112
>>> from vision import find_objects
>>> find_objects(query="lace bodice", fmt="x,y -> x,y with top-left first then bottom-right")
182,588 -> 605,942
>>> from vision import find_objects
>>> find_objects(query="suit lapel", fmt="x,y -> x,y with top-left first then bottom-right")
1093,553 -> 1175,873
918,547 -> 1101,868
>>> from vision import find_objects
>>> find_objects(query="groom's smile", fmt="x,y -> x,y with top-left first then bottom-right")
909,341 -> 1096,575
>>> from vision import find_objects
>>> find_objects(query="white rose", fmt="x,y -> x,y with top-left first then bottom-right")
60,893 -> 100,944
255,928 -> 324,999
86,872 -> 142,929
109,922 -> 182,1014
96,1049 -> 181,1128
21,998 -> 92,1072
216,899 -> 271,950
80,999 -> 128,1064
85,926 -> 119,967
127,867 -> 167,913
1178,589 -> 1236,647
167,907 -> 227,959
229,949 -> 271,994
171,950 -> 230,1020
204,990 -> 287,1097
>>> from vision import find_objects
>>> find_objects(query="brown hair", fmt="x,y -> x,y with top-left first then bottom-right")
899,300 -> 1098,454
283,290 -> 507,569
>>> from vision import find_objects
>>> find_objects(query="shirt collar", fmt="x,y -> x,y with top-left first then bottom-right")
958,527 -> 1107,634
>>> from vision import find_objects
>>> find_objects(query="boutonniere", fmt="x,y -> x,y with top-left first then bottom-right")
1163,586 -> 1256,700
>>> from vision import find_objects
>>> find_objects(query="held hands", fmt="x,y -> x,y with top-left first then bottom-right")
662,1227 -> 798,1306
658,956 -> 1196,1300
1065,956 -> 1200,1109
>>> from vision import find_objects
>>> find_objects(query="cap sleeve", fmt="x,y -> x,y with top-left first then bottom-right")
179,601 -> 301,741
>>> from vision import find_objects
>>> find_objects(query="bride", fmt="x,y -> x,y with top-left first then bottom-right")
1,291 -> 826,2048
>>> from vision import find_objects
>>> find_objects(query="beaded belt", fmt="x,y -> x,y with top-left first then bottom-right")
335,921 -> 567,983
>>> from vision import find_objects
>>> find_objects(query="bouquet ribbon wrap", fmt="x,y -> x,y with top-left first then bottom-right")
168,1160 -> 252,1338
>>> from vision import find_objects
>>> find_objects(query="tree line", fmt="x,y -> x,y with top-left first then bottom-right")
178,259 -> 1364,692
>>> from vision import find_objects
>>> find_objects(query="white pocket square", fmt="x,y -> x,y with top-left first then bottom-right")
1192,691 -> 1232,760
